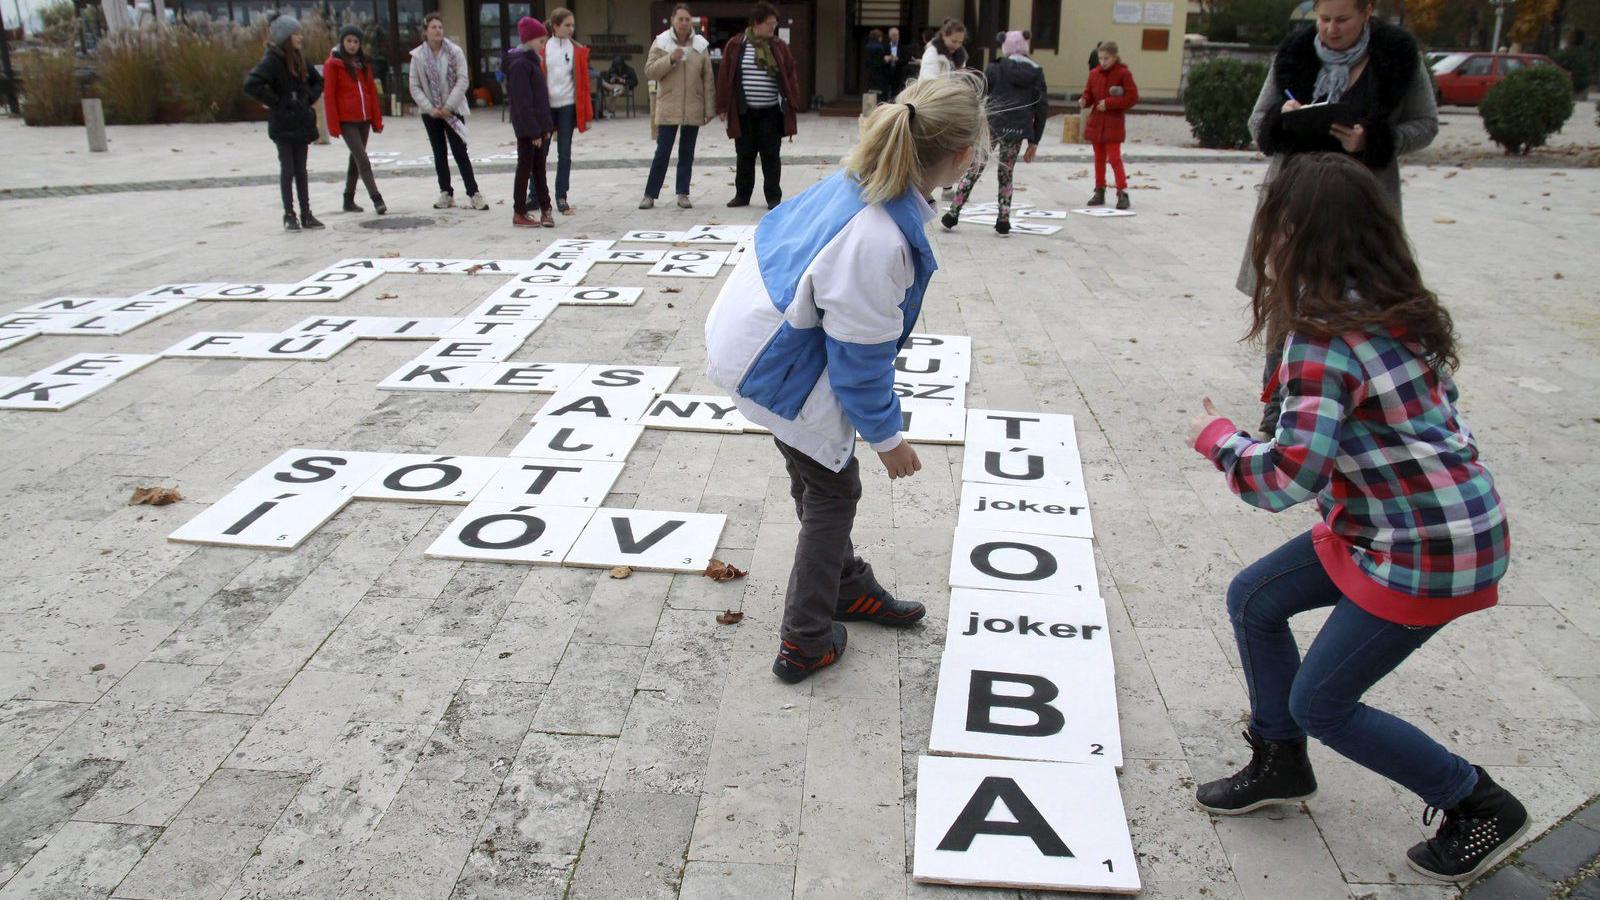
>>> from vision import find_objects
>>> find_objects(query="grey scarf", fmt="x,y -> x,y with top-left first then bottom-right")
1312,23 -> 1370,103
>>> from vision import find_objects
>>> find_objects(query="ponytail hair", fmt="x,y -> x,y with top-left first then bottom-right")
846,70 -> 988,205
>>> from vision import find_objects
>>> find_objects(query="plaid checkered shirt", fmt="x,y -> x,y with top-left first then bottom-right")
1195,328 -> 1510,623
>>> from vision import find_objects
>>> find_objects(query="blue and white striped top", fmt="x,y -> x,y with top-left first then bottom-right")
740,42 -> 781,108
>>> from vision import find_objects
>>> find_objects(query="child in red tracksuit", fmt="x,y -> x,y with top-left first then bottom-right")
1081,40 -> 1138,209
323,25 -> 386,214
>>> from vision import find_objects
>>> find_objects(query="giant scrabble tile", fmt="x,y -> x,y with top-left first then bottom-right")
168,485 -> 354,550
899,399 -> 967,444
377,360 -> 496,391
199,284 -> 296,301
596,249 -> 666,265
956,482 -> 1092,539
648,250 -> 728,278
354,455 -> 508,504
412,335 -> 529,363
931,589 -> 1121,767
949,528 -> 1099,597
425,501 -> 595,564
893,377 -> 966,407
896,334 -> 972,383
476,361 -> 586,393
559,287 -> 643,307
161,332 -> 357,360
510,420 -> 645,462
278,265 -> 383,301
234,448 -> 396,496
638,394 -> 747,433
0,353 -> 161,411
912,755 -> 1140,893
960,442 -> 1086,493
965,409 -> 1077,448
536,365 -> 680,422
562,508 -> 726,573
285,316 -> 461,340
477,458 -> 624,507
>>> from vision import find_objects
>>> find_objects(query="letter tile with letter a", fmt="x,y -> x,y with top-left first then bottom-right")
912,756 -> 1139,893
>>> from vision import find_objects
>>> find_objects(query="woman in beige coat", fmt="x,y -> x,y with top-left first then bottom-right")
641,3 -> 715,208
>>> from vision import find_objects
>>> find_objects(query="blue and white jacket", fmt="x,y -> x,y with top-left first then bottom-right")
705,171 -> 939,471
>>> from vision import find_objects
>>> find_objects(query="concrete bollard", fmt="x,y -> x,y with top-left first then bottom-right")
82,98 -> 108,152
862,91 -> 879,114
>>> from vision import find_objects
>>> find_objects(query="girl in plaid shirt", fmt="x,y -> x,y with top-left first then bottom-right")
1187,152 -> 1525,885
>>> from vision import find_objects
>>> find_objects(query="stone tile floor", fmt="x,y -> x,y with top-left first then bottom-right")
0,115 -> 1597,899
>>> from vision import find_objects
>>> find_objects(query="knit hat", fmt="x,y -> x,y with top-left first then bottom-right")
269,14 -> 300,47
517,16 -> 547,43
338,24 -> 363,43
1001,30 -> 1029,57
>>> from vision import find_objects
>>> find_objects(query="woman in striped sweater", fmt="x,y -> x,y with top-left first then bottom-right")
1187,152 -> 1527,886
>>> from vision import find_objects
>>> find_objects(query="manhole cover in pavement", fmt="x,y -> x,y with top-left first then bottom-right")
359,216 -> 436,230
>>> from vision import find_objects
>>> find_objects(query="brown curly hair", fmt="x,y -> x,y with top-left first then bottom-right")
1247,152 -> 1459,371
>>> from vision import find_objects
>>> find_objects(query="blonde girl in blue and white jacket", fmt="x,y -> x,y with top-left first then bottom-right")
705,73 -> 988,683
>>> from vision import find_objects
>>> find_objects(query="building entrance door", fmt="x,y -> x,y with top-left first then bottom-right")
468,0 -> 542,99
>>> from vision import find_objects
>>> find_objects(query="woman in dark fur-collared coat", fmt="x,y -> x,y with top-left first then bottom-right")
1237,0 -> 1438,434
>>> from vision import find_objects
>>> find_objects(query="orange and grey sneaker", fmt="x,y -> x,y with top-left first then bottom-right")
773,623 -> 848,684
836,590 -> 926,627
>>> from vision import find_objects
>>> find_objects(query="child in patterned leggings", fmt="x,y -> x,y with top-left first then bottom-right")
940,30 -> 1047,235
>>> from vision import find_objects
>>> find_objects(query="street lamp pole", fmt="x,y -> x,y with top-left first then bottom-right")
1490,0 -> 1511,51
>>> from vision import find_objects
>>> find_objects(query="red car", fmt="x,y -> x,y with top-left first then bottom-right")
1431,52 -> 1558,106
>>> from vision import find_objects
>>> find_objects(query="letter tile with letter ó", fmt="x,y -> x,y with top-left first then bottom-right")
426,502 -> 596,564
354,455 -> 510,504
931,589 -> 1122,767
948,528 -> 1099,597
912,756 -> 1139,893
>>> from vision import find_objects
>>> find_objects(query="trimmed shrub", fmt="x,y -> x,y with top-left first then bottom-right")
1184,58 -> 1269,150
19,49 -> 80,125
1480,65 -> 1575,154
97,30 -> 168,124
1551,45 -> 1595,95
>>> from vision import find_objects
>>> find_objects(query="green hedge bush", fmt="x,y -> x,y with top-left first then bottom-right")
1480,65 -> 1575,154
1184,58 -> 1269,150
1551,45 -> 1594,95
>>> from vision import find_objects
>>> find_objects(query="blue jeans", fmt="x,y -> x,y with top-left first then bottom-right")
551,105 -> 576,201
645,124 -> 698,199
1228,531 -> 1478,808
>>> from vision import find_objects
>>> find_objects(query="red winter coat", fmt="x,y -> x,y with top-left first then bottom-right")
542,40 -> 594,132
1081,61 -> 1138,144
715,32 -> 801,139
323,52 -> 383,138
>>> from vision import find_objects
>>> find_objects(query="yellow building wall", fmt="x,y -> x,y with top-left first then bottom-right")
816,0 -> 846,99
440,0 -> 468,54
1007,0 -> 1184,100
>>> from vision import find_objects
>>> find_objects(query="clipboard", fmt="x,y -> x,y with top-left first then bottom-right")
1280,101 -> 1360,140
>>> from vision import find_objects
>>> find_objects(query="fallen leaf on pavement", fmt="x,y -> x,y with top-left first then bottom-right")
464,264 -> 484,275
662,287 -> 682,294
382,250 -> 401,257
716,610 -> 745,625
704,559 -> 748,582
1433,216 -> 1456,224
129,486 -> 182,506
377,292 -> 399,300
609,566 -> 633,579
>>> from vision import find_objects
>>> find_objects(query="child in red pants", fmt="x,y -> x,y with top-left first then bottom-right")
1081,40 -> 1138,209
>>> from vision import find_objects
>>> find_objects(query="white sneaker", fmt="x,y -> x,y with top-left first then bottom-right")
639,196 -> 655,209
433,192 -> 453,209
469,193 -> 490,211
677,194 -> 692,209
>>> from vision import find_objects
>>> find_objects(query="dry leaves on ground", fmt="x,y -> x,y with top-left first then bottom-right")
128,487 -> 182,506
609,565 -> 633,579
703,559 -> 748,582
715,610 -> 745,625
661,287 -> 682,294
1433,216 -> 1457,224
377,292 -> 399,300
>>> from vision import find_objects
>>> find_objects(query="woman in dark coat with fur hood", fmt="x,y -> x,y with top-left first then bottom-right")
245,14 -> 325,231
1237,0 -> 1438,433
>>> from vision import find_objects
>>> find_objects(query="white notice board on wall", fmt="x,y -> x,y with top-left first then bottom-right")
1143,1 -> 1175,25
1112,1 -> 1143,23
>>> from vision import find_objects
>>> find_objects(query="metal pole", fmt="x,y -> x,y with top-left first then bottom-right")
0,1 -> 19,116
1491,0 -> 1507,50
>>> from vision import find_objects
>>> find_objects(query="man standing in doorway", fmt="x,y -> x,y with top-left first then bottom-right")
885,26 -> 906,97
716,1 -> 802,209
409,12 -> 488,210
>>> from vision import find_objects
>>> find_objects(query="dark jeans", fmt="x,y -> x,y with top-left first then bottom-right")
421,113 -> 479,197
1228,530 -> 1478,808
734,105 -> 784,205
514,135 -> 552,215
274,139 -> 310,214
644,123 -> 698,199
339,121 -> 381,201
551,104 -> 576,201
774,439 -> 883,654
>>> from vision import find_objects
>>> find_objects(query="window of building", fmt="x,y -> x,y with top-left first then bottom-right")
1030,0 -> 1059,50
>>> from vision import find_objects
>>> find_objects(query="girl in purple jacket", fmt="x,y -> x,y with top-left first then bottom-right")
506,17 -> 555,227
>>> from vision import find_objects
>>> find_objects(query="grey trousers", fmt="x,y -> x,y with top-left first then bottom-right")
775,439 -> 882,654
340,121 -> 381,201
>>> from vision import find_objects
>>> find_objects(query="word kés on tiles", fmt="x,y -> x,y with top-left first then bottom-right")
913,407 -> 1141,894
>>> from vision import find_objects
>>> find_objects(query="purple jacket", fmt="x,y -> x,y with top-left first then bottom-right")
504,47 -> 553,139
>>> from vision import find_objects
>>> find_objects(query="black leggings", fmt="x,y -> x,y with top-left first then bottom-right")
340,121 -> 381,201
275,139 -> 310,214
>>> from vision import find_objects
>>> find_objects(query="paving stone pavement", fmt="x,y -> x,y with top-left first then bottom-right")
1,116 -> 1598,900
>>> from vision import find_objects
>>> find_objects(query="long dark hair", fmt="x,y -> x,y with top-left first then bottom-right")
337,34 -> 368,78
1248,152 -> 1458,371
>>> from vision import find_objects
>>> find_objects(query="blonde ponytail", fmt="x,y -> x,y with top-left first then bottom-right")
845,71 -> 988,205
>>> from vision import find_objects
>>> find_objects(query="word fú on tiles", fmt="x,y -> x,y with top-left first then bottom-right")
931,589 -> 1122,767
912,756 -> 1140,893
161,332 -> 358,361
0,353 -> 160,411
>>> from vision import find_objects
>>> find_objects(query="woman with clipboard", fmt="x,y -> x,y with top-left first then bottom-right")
1235,0 -> 1438,436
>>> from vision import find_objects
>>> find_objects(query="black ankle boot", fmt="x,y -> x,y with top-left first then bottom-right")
283,211 -> 300,232
343,195 -> 363,213
1196,730 -> 1317,815
372,195 -> 387,215
940,210 -> 960,230
300,210 -> 325,230
1087,188 -> 1106,207
1116,190 -> 1131,210
1406,767 -> 1529,884
994,218 -> 1011,235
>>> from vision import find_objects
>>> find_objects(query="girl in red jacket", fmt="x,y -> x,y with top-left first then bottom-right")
1081,40 -> 1138,209
324,26 -> 386,214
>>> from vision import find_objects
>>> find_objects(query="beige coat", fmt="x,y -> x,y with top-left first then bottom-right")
646,29 -> 715,127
